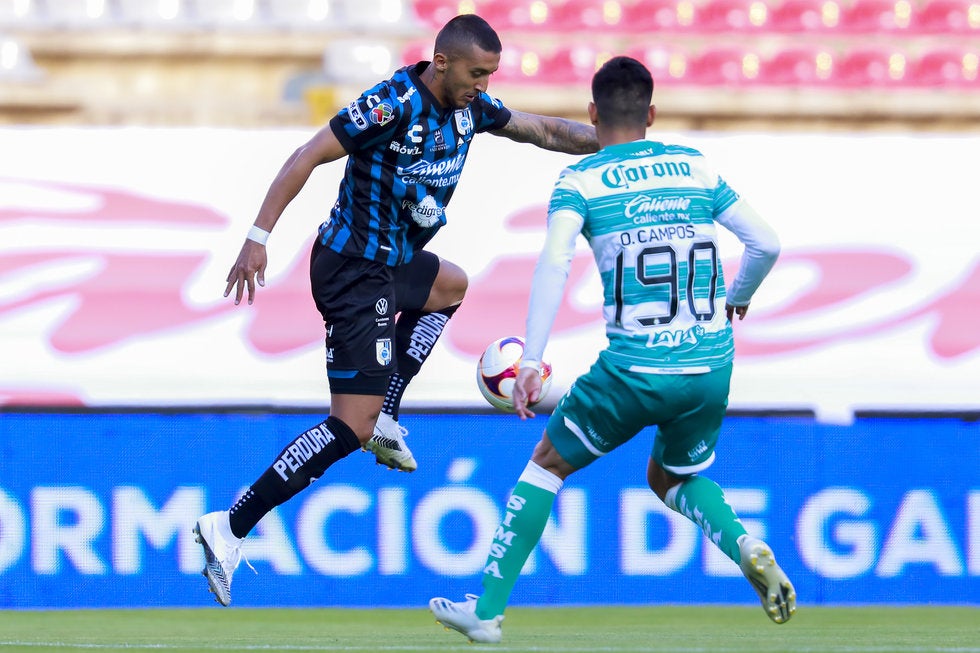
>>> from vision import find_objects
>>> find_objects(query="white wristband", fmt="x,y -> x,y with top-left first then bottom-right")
520,360 -> 543,374
246,225 -> 270,245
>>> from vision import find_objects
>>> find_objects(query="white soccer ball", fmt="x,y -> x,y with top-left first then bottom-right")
476,336 -> 553,412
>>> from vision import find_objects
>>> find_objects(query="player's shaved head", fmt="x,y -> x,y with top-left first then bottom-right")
592,56 -> 654,129
434,14 -> 502,59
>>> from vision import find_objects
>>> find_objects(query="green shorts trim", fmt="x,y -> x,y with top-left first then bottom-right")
546,352 -> 732,472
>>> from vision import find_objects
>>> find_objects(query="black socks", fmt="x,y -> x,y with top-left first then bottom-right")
228,415 -> 360,538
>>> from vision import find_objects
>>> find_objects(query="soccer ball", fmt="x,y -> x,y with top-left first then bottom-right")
476,336 -> 553,412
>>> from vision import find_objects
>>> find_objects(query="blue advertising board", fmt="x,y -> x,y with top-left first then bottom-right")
0,412 -> 977,608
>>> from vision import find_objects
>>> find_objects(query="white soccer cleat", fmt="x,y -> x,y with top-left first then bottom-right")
364,412 -> 417,472
739,536 -> 797,624
429,594 -> 504,644
193,511 -> 246,607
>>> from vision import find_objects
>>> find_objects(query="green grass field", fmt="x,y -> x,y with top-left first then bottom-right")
0,606 -> 977,653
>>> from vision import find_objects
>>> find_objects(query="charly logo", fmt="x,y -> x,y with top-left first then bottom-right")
375,298 -> 389,315
402,196 -> 445,228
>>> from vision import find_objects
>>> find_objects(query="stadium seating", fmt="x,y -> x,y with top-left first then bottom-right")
401,39 -> 433,65
910,0 -> 980,33
692,0 -> 771,31
682,45 -> 762,85
833,45 -> 909,86
766,0 -> 842,32
536,43 -> 614,83
907,45 -> 980,85
476,0 -> 555,29
406,0 -> 478,28
837,0 -> 914,32
547,0 -> 628,31
619,0 -> 699,32
488,41 -> 549,83
626,43 -> 691,83
758,45 -> 837,85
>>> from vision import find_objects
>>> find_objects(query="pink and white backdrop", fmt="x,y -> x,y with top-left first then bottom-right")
2,128 -> 978,421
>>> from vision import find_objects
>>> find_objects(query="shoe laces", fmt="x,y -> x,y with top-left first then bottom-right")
224,541 -> 257,576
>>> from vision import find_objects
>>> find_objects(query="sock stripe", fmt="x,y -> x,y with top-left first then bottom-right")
517,461 -> 563,494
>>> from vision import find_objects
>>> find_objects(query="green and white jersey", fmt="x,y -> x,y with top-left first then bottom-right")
523,139 -> 779,374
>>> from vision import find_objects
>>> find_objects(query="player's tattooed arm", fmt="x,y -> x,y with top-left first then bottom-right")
495,110 -> 598,154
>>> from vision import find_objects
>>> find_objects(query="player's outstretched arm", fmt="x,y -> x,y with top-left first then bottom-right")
224,126 -> 348,305
493,109 -> 598,154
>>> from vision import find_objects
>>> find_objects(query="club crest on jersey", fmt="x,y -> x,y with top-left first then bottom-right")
370,103 -> 395,126
376,338 -> 393,365
453,108 -> 473,135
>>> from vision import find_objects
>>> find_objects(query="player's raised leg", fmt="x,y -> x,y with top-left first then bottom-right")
365,254 -> 467,471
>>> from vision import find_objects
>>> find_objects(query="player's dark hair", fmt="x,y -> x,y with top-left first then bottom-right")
435,14 -> 502,59
592,56 -> 654,129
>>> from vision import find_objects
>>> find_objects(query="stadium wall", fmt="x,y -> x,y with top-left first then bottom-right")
0,411 -> 977,609
1,128 -> 979,420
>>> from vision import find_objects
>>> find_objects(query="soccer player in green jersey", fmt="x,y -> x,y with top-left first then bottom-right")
430,55 -> 795,643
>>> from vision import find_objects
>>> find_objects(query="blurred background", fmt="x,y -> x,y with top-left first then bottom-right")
1,0 -> 978,129
0,0 -> 977,611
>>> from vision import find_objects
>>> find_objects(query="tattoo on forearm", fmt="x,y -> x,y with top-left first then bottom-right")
502,110 -> 598,154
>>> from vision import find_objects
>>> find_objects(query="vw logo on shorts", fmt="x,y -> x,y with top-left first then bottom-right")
375,298 -> 389,315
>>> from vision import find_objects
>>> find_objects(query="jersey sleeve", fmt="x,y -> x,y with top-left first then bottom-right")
472,93 -> 512,133
328,83 -> 404,153
712,174 -> 741,215
523,170 -> 586,368
547,167 -> 589,223
716,197 -> 781,306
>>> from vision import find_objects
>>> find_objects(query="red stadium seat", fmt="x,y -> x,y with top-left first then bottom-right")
401,40 -> 432,66
626,44 -> 691,85
758,45 -> 837,85
910,0 -> 980,33
907,46 -> 980,86
619,0 -> 700,32
547,0 -> 628,31
490,41 -> 550,84
834,46 -> 909,86
411,0 -> 480,29
477,0 -> 554,29
537,43 -> 614,84
837,0 -> 914,32
767,0 -> 843,32
693,0 -> 771,31
684,45 -> 763,85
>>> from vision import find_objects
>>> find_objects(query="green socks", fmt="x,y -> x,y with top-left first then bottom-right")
477,461 -> 562,619
666,474 -> 748,564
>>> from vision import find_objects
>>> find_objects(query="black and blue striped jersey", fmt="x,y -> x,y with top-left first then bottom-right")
322,62 -> 512,266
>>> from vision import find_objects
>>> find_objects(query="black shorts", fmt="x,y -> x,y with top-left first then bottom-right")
309,241 -> 440,395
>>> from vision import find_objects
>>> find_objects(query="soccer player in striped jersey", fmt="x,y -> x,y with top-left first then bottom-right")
192,14 -> 598,607
429,55 -> 795,643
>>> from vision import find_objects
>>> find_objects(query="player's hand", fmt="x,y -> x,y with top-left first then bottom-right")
513,366 -> 542,420
224,240 -> 268,305
726,303 -> 749,323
